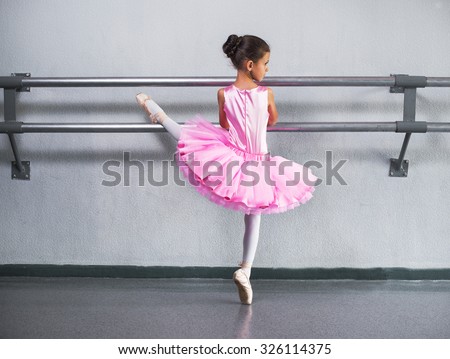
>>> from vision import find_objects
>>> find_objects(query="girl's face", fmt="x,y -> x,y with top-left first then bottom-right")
249,52 -> 270,82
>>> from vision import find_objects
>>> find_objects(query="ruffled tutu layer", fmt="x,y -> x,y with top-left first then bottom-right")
175,116 -> 317,215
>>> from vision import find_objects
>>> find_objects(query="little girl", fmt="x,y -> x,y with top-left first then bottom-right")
136,34 -> 317,305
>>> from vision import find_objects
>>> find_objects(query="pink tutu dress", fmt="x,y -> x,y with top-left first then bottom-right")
175,84 -> 317,215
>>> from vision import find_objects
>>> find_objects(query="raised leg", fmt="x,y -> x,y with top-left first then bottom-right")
136,93 -> 182,140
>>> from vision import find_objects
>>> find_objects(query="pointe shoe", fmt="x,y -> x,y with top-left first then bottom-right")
233,268 -> 253,305
135,93 -> 166,124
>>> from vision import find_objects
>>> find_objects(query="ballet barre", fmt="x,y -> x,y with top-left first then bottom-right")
1,75 -> 450,88
1,73 -> 450,180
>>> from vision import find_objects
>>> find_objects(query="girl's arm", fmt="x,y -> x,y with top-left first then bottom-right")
267,87 -> 278,126
217,88 -> 230,130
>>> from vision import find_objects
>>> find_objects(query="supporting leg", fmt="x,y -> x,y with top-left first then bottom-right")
241,213 -> 262,278
232,213 -> 261,305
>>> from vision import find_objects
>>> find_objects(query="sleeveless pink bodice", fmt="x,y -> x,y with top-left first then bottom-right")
223,85 -> 269,155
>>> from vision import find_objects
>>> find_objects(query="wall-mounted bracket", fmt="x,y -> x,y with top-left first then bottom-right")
389,74 -> 427,94
11,73 -> 31,92
389,158 -> 409,177
389,134 -> 410,177
389,74 -> 427,177
11,161 -> 30,180
3,73 -> 30,180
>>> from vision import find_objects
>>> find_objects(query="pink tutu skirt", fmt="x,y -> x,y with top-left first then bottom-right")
175,116 -> 317,215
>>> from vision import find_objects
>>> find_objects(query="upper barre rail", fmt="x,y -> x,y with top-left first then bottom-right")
1,75 -> 450,89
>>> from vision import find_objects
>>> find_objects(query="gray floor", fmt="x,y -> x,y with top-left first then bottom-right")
0,277 -> 449,339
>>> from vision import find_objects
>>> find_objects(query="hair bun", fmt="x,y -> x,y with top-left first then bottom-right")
223,34 -> 242,58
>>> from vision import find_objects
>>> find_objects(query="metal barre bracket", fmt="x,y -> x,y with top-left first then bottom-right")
4,73 -> 30,180
11,161 -> 30,180
389,74 -> 427,94
389,74 -> 425,178
11,73 -> 31,92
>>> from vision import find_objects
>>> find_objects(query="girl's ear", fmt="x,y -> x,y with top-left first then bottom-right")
245,60 -> 254,72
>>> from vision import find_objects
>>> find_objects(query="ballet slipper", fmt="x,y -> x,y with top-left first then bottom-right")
233,267 -> 253,305
135,93 -> 167,124
136,93 -> 150,107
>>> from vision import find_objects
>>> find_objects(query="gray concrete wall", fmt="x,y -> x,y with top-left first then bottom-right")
1,0 -> 449,268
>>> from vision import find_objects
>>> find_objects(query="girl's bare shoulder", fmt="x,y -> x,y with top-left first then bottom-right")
217,88 -> 225,100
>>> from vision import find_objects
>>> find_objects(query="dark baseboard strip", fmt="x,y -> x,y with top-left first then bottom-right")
0,265 -> 449,280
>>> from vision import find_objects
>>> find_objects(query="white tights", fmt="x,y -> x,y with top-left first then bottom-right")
143,98 -> 262,278
144,99 -> 182,140
241,214 -> 261,278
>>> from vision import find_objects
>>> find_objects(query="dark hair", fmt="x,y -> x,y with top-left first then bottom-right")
222,34 -> 270,70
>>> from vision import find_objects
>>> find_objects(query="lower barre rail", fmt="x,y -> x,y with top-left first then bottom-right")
1,121 -> 449,133
2,120 -> 450,180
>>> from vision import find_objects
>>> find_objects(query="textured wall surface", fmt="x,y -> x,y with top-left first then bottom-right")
1,0 -> 449,268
